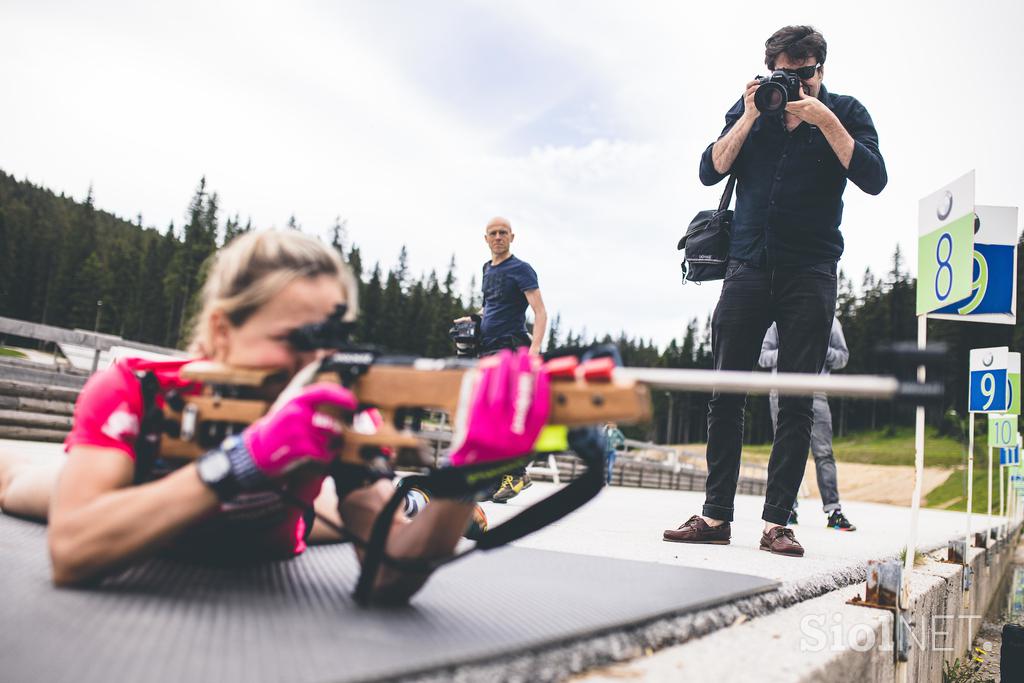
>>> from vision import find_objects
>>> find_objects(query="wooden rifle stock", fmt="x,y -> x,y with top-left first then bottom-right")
159,358 -> 652,464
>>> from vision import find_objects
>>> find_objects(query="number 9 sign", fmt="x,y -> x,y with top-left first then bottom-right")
970,347 -> 1009,414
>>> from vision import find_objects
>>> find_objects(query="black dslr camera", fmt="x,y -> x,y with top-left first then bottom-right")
754,71 -> 802,115
448,314 -> 481,358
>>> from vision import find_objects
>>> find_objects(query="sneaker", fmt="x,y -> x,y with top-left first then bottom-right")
464,504 -> 489,540
827,510 -> 856,531
491,472 -> 532,504
788,509 -> 799,525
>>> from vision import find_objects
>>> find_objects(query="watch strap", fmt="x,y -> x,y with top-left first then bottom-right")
198,436 -> 268,501
223,436 -> 269,492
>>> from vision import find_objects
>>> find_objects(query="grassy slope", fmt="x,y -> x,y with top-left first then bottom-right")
740,426 -> 1015,513
0,347 -> 27,359
742,426 -> 967,468
924,462 -> 1017,513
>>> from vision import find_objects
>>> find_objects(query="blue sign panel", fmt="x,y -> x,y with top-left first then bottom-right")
1002,447 -> 1021,466
970,369 -> 1008,413
933,243 -> 1015,315
970,347 -> 1010,413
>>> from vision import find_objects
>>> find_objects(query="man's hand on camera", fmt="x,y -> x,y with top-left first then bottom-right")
741,80 -> 761,121
710,80 -> 761,175
453,316 -> 471,324
786,88 -> 854,168
784,88 -> 833,128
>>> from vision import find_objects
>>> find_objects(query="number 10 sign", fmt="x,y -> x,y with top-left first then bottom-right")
990,415 -> 1019,448
917,171 -> 975,315
970,346 -> 1009,413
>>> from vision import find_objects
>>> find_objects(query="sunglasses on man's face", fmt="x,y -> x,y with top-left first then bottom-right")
780,64 -> 820,80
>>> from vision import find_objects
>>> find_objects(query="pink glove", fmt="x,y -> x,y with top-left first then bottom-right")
449,348 -> 550,466
243,383 -> 357,477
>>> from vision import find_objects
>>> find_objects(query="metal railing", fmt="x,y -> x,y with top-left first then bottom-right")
0,316 -> 184,373
413,429 -> 769,495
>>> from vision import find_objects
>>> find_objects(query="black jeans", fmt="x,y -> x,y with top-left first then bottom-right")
702,259 -> 837,526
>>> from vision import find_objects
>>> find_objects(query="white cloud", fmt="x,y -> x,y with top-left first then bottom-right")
2,0 -> 1022,348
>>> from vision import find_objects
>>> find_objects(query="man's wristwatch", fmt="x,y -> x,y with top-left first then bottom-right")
197,435 -> 267,501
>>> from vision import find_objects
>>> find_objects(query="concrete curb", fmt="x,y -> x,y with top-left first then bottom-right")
577,526 -> 1021,683
399,528 -> 1019,683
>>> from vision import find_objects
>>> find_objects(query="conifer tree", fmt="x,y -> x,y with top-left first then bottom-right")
330,217 -> 348,254
546,313 -> 562,351
357,263 -> 384,343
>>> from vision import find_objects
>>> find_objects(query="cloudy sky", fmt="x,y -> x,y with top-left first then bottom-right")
2,0 -> 1022,346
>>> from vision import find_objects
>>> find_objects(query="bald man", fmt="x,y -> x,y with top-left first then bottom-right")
454,216 -> 548,502
472,217 -> 547,356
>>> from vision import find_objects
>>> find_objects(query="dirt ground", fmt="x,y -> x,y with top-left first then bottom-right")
671,445 -> 952,507
797,460 -> 952,507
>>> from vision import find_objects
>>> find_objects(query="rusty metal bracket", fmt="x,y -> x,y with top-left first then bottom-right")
848,559 -> 911,662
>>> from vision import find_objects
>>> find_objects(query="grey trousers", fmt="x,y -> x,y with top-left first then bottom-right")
769,392 -> 841,513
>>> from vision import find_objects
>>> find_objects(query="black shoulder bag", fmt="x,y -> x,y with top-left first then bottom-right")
677,175 -> 736,283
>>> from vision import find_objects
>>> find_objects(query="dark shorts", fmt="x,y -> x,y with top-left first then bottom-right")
480,333 -> 532,357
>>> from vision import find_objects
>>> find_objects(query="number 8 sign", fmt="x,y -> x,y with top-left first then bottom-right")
917,171 -> 975,315
970,346 -> 1009,413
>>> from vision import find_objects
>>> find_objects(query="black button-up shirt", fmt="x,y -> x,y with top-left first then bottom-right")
699,85 -> 887,267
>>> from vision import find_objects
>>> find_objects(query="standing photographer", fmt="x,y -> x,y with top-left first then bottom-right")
663,26 -> 885,557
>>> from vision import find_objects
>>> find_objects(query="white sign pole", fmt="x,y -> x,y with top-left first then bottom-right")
1000,463 -> 1005,519
966,414 -> 974,558
915,173 -> 976,597
1014,473 -> 1019,524
987,443 -> 993,542
904,314 -> 927,579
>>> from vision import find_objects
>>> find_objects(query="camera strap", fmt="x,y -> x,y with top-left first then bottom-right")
718,175 -> 737,212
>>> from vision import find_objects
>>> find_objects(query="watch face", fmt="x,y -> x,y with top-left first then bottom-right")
199,451 -> 231,483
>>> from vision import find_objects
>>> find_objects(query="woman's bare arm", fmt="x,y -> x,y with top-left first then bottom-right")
48,446 -> 219,586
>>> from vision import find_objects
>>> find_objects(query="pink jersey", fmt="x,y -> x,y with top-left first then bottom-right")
65,357 -> 317,560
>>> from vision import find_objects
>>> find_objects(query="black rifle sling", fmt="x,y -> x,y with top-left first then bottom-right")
351,429 -> 605,605
474,428 -> 604,549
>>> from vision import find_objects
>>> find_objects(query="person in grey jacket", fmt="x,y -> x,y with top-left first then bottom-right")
759,317 -> 856,531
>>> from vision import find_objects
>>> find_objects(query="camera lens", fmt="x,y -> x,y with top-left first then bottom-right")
754,82 -> 788,114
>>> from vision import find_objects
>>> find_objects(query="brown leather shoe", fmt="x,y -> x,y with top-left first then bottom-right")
760,526 -> 804,557
663,515 -> 731,544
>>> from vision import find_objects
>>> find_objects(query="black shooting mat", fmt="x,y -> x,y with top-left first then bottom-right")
0,515 -> 777,682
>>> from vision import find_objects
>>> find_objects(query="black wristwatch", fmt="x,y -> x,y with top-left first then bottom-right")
197,435 -> 266,500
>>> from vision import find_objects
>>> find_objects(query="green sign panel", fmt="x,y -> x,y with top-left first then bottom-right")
917,213 -> 975,314
991,415 -> 1019,448
917,171 -> 976,315
1009,352 -> 1021,416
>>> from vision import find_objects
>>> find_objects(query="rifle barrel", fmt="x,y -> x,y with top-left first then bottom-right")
613,367 -> 902,400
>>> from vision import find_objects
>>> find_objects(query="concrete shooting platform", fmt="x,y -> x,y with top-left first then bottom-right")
484,481 -> 1001,589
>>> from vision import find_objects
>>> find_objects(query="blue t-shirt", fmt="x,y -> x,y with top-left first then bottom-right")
480,255 -> 539,344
